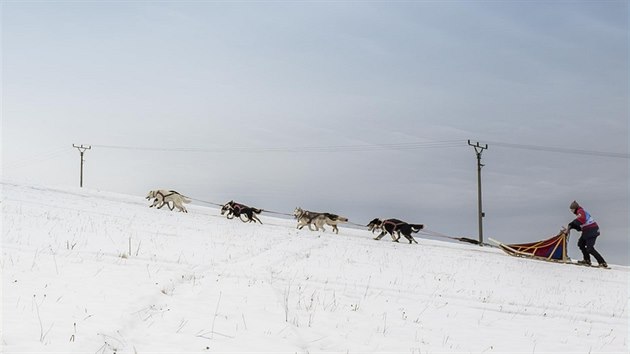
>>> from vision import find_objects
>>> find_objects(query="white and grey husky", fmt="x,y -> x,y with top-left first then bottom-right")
293,207 -> 348,234
146,190 -> 191,213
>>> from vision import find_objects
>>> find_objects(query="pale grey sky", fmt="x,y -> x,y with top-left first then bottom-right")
2,1 -> 628,264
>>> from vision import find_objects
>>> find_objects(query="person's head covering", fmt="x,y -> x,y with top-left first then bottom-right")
569,200 -> 580,211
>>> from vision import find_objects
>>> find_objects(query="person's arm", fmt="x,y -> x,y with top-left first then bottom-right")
568,219 -> 582,231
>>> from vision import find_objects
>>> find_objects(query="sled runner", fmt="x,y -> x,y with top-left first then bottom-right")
568,260 -> 610,269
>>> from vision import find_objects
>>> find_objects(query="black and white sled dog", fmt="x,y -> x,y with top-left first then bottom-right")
146,190 -> 191,213
367,218 -> 424,244
293,207 -> 348,234
221,200 -> 263,224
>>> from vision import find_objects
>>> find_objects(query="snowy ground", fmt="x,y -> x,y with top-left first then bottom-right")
1,182 -> 628,353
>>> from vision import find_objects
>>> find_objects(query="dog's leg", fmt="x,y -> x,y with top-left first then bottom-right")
374,231 -> 387,240
315,219 -> 324,232
153,196 -> 165,209
298,220 -> 309,229
333,225 -> 338,234
175,199 -> 188,212
248,212 -> 262,224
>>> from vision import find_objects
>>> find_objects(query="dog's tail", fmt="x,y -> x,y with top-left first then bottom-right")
410,224 -> 424,233
182,197 -> 192,204
325,213 -> 348,222
253,208 -> 262,214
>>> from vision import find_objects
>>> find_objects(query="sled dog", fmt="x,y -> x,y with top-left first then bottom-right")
146,190 -> 191,213
293,207 -> 348,234
221,200 -> 263,224
367,218 -> 424,244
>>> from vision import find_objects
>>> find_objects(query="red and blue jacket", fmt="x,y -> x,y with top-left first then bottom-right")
569,207 -> 598,231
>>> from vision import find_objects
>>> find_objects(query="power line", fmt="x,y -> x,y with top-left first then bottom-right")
486,141 -> 629,159
90,140 -> 629,159
91,141 -> 464,153
3,147 -> 68,170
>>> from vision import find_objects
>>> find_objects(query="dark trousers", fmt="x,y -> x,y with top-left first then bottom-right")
578,235 -> 606,264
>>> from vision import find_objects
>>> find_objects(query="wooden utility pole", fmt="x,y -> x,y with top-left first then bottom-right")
72,144 -> 91,187
468,140 -> 488,246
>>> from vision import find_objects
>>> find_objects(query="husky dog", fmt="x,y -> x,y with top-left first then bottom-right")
367,218 -> 424,244
146,190 -> 191,213
293,207 -> 348,234
221,200 -> 263,224
293,207 -> 321,231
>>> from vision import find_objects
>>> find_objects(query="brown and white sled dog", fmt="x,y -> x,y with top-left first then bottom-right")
293,207 -> 348,234
146,190 -> 191,213
367,218 -> 424,244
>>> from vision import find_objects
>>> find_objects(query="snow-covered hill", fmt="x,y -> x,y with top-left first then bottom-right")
1,183 -> 628,353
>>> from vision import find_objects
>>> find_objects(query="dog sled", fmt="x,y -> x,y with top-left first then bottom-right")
489,229 -> 571,264
491,230 -> 611,269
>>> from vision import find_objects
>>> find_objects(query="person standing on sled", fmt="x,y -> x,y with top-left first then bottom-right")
567,201 -> 607,268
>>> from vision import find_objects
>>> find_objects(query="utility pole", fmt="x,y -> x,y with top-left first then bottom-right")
468,140 -> 488,246
72,144 -> 91,187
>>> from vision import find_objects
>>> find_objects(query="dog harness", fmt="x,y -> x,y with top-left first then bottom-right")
156,190 -> 176,199
382,219 -> 404,228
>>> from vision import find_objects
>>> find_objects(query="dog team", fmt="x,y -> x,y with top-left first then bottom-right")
146,189 -> 424,244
